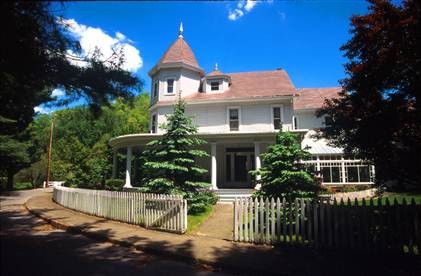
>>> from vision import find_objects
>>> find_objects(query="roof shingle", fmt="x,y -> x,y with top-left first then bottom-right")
184,70 -> 296,102
158,37 -> 199,68
294,87 -> 341,110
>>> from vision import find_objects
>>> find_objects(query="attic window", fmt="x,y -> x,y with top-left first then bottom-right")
167,79 -> 174,94
211,81 -> 219,91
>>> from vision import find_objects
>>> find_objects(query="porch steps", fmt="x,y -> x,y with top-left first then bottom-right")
214,189 -> 253,203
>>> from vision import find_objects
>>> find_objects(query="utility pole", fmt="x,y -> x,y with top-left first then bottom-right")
44,116 -> 54,188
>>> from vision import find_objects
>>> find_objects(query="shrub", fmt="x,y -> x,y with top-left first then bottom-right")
105,179 -> 124,191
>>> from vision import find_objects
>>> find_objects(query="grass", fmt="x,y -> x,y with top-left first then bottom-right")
378,192 -> 421,205
13,182 -> 33,190
347,192 -> 421,206
187,205 -> 214,233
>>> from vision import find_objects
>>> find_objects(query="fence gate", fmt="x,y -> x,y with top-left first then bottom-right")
144,198 -> 187,233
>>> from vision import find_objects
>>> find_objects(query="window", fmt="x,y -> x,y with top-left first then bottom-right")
272,106 -> 282,130
151,114 -> 157,133
293,116 -> 299,130
166,79 -> 174,94
153,82 -> 158,98
211,81 -> 219,91
228,108 -> 239,131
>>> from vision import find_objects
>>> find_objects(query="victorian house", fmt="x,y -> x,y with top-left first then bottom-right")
109,25 -> 375,202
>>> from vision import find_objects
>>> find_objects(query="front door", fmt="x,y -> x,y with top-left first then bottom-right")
225,148 -> 255,188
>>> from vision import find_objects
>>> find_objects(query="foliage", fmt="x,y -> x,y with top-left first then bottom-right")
0,2 -> 141,190
104,179 -> 125,191
252,128 -> 320,200
317,0 -> 421,191
141,99 -> 217,214
11,94 -> 149,189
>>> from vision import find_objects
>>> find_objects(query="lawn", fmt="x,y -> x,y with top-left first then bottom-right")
0,181 -> 33,191
350,192 -> 421,206
187,205 -> 214,233
379,192 -> 421,205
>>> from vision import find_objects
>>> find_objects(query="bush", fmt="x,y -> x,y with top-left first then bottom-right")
105,179 -> 124,191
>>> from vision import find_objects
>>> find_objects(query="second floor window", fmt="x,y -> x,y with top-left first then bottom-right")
229,108 -> 239,131
211,81 -> 219,91
151,114 -> 157,133
273,106 -> 282,130
153,82 -> 158,98
167,79 -> 174,94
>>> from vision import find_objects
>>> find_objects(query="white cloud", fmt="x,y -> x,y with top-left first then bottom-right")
51,88 -> 65,98
61,18 -> 142,73
244,0 -> 257,12
228,0 -> 259,21
34,106 -> 52,114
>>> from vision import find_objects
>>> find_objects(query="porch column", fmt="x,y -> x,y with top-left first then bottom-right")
211,143 -> 217,190
112,150 -> 117,179
254,142 -> 262,190
341,156 -> 346,183
124,146 -> 132,188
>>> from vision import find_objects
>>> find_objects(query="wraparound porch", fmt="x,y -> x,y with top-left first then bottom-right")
108,131 -> 293,192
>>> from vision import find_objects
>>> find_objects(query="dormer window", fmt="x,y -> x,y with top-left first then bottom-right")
211,81 -> 219,91
166,79 -> 174,94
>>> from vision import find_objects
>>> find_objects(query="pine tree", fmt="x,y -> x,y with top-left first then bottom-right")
141,98 -> 217,213
252,128 -> 319,200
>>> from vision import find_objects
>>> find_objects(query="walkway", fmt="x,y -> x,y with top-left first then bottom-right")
24,192 -> 421,275
192,204 -> 233,240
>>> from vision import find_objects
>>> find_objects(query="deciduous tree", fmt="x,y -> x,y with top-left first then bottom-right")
317,0 -> 421,190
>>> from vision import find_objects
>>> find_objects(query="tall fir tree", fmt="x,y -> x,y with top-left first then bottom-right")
252,128 -> 319,200
141,98 -> 217,213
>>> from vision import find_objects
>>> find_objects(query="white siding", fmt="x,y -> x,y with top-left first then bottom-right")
153,100 -> 294,134
294,110 -> 325,130
150,68 -> 201,106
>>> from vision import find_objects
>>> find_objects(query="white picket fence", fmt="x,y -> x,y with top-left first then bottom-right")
234,196 -> 421,254
53,186 -> 188,233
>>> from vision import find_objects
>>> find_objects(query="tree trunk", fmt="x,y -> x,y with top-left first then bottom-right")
7,169 -> 14,191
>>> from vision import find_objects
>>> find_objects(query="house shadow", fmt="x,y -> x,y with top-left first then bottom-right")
0,208 -> 204,276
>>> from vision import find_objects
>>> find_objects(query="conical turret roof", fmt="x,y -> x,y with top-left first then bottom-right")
158,36 -> 199,68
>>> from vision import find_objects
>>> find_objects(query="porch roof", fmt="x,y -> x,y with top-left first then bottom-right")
109,130 -> 307,149
301,130 -> 343,155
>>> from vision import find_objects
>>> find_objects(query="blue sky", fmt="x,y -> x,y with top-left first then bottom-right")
39,1 -> 374,113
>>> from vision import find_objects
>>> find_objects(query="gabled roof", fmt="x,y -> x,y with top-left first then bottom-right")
157,37 -> 199,68
184,70 -> 296,102
294,87 -> 341,110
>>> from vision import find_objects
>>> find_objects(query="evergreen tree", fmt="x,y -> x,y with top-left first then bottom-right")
141,99 -> 217,214
252,128 -> 319,200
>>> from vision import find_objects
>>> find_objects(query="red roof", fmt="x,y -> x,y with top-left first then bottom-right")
294,87 -> 341,110
183,70 -> 296,102
207,69 -> 223,76
158,37 -> 199,68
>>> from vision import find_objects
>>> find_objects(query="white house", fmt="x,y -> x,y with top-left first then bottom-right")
109,25 -> 375,201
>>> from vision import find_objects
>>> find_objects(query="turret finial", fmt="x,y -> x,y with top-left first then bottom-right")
215,62 -> 218,71
179,22 -> 184,38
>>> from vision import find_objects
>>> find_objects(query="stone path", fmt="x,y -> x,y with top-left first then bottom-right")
192,203 -> 233,240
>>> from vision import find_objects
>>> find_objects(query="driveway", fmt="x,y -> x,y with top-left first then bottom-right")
0,189 -> 228,276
